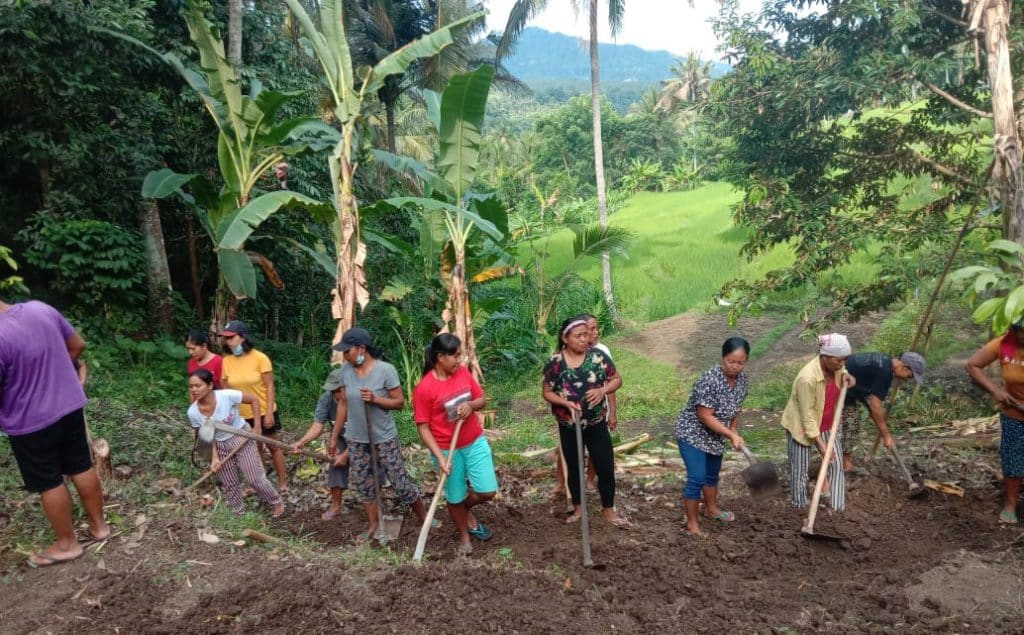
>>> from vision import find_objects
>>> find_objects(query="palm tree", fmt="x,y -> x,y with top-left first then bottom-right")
656,51 -> 711,112
497,0 -> 629,322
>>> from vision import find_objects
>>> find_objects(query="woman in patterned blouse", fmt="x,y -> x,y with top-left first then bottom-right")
542,316 -> 630,527
675,337 -> 750,535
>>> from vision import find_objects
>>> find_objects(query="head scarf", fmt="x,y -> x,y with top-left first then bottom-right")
817,333 -> 851,357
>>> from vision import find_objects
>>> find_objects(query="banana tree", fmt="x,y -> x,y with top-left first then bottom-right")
283,0 -> 481,351
379,65 -> 505,383
100,4 -> 337,329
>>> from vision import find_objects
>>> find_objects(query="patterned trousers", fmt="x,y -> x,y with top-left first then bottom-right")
215,429 -> 282,513
787,430 -> 845,511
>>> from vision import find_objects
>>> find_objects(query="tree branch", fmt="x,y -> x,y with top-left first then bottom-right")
907,147 -> 974,185
924,82 -> 992,118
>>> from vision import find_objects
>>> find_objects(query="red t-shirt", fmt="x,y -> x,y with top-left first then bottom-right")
820,379 -> 840,432
413,365 -> 484,450
188,354 -> 223,389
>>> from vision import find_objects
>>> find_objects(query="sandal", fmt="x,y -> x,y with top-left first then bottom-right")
705,510 -> 735,522
28,549 -> 84,568
467,521 -> 492,541
999,510 -> 1018,524
321,508 -> 342,521
355,531 -> 372,545
430,518 -> 441,529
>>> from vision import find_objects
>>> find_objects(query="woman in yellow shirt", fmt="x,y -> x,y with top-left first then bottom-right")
220,321 -> 288,492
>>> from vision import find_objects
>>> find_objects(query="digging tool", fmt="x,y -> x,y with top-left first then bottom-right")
739,446 -> 780,495
197,418 -> 330,461
412,418 -> 466,562
364,401 -> 403,544
187,440 -> 250,491
573,409 -> 605,570
801,382 -> 847,542
889,446 -> 926,498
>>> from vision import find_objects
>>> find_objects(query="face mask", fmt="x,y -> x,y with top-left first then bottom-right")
355,353 -> 365,366
232,344 -> 245,356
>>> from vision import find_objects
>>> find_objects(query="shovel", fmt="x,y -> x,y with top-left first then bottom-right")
572,409 -> 605,570
739,446 -> 779,495
364,402 -> 403,544
412,417 -> 466,562
889,446 -> 926,499
197,418 -> 330,461
801,382 -> 847,542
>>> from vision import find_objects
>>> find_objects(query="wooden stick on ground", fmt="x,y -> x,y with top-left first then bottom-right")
242,528 -> 288,545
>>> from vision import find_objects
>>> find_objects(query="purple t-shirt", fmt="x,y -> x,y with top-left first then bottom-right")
0,301 -> 87,436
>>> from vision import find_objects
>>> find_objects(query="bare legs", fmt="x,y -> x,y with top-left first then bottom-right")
32,467 -> 110,564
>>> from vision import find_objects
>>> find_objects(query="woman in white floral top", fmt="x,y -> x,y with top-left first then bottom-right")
542,316 -> 630,528
675,337 -> 750,535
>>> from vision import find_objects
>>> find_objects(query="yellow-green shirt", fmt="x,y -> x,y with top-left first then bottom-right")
221,349 -> 275,419
780,357 -> 844,446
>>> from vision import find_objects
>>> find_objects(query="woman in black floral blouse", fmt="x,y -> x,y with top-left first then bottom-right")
542,316 -> 630,527
675,337 -> 750,535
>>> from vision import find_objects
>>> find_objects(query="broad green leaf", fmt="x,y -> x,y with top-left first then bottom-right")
1004,285 -> 1024,321
259,117 -> 341,150
218,133 -> 242,195
142,169 -> 198,199
218,249 -> 257,299
466,192 -> 509,240
282,0 -> 340,98
424,90 -> 442,133
279,236 -> 336,280
385,197 -> 503,242
183,4 -> 246,138
973,297 -> 1003,323
365,13 -> 484,95
988,239 -> 1024,257
363,229 -> 414,256
438,65 -> 495,198
371,149 -> 451,196
973,272 -> 999,295
949,265 -> 995,285
218,191 -> 333,248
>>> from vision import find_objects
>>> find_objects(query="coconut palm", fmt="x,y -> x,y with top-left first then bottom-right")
657,51 -> 712,112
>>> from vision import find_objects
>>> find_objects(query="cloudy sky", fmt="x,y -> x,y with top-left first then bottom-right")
485,0 -> 764,60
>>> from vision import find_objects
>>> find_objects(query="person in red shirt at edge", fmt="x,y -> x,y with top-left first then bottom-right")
186,329 -> 223,389
413,334 -> 499,555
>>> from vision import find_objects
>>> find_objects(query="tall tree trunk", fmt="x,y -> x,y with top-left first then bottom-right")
330,126 -> 368,360
139,201 -> 176,333
385,100 -> 397,153
185,212 -> 205,320
973,1 -> 1024,243
589,0 -> 619,321
227,0 -> 243,67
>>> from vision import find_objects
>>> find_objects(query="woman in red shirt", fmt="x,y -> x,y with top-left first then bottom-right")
413,334 -> 499,555
186,329 -> 223,389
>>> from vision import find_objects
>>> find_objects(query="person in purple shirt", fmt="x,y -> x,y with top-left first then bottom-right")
0,299 -> 110,566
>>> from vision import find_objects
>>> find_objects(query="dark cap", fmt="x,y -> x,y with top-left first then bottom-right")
899,352 -> 926,385
219,320 -> 250,337
322,368 -> 345,392
332,327 -> 372,352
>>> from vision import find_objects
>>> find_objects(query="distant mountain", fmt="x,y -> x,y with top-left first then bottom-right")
502,27 -> 730,84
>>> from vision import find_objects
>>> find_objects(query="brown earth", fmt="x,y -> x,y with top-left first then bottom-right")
1,458 -> 1022,634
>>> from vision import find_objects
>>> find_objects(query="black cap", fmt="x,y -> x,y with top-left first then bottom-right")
219,320 -> 250,337
332,327 -> 372,352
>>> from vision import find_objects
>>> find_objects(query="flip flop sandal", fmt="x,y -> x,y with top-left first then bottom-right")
28,550 -> 84,568
999,510 -> 1018,524
706,510 -> 735,522
430,518 -> 441,529
355,531 -> 372,545
467,522 -> 492,541
608,516 -> 633,529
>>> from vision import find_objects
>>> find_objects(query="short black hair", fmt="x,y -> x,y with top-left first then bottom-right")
722,337 -> 751,357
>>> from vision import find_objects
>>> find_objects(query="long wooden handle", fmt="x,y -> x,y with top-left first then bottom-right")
208,422 -> 330,461
412,419 -> 466,562
803,381 -> 848,533
186,439 -> 250,490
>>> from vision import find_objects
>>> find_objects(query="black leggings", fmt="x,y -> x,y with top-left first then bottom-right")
558,421 -> 615,508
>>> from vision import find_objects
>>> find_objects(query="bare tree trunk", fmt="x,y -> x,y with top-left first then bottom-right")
385,100 -> 397,153
972,0 -> 1024,242
227,0 -> 243,67
589,0 -> 619,322
185,213 -> 205,320
139,201 -> 176,333
330,127 -> 368,360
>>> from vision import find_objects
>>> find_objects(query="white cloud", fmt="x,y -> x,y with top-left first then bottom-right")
485,0 -> 763,60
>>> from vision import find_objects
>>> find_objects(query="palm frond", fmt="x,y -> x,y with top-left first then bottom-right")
571,224 -> 633,260
495,0 -> 549,61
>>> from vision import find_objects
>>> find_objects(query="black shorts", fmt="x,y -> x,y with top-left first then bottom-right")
8,408 -> 92,493
246,410 -> 282,435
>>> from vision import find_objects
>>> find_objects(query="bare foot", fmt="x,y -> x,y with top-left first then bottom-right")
29,543 -> 84,567
565,507 -> 582,524
585,479 -> 597,492
602,508 -> 632,528
271,502 -> 285,518
88,521 -> 112,541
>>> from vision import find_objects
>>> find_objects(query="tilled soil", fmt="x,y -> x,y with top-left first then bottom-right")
3,464 -> 1021,634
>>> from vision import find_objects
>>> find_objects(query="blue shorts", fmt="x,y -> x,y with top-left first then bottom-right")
1000,413 -> 1024,478
434,435 -> 498,504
